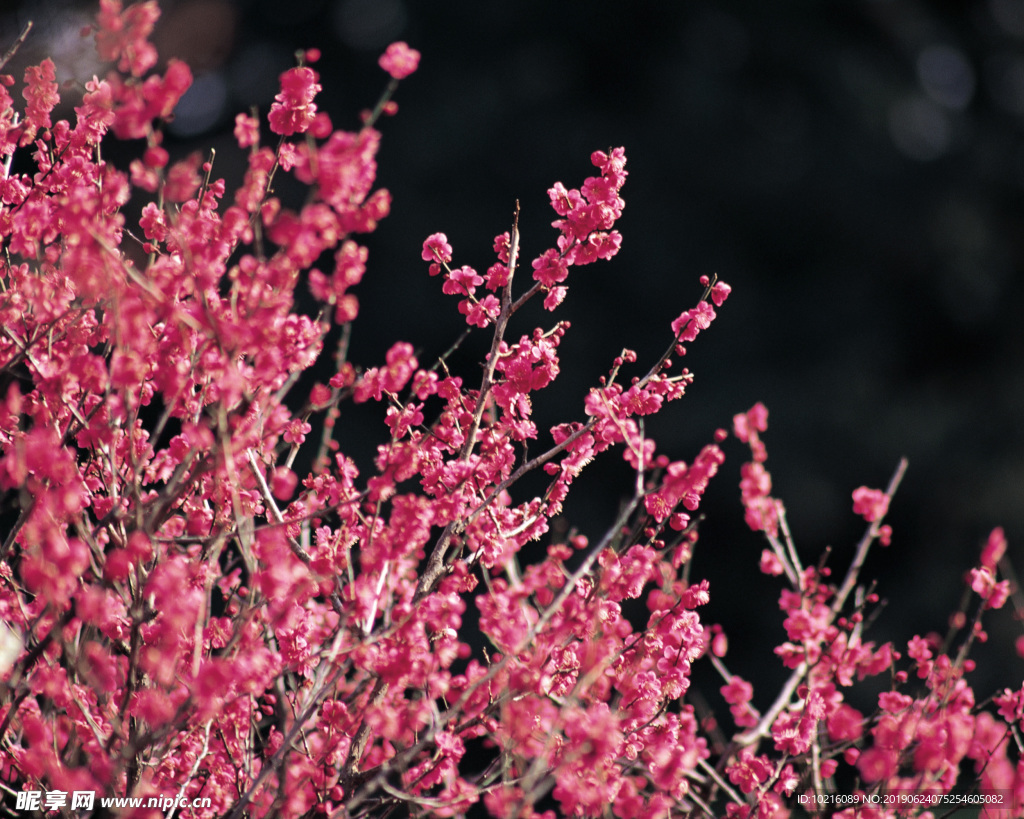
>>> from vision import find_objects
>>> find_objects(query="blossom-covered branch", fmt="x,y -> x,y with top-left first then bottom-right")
0,3 -> 1020,818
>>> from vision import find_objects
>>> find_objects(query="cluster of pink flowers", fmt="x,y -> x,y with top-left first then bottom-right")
0,2 -> 1020,817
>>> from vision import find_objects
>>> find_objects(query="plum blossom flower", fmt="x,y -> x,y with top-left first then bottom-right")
234,112 -> 259,148
268,66 -> 321,135
981,526 -> 1007,569
721,676 -> 759,728
460,294 -> 500,327
0,12 -> 1016,815
422,231 -> 453,276
670,300 -> 716,342
95,0 -> 160,77
852,485 -> 889,522
969,566 -> 1010,609
379,41 -> 421,79
532,247 -> 569,287
22,59 -> 59,144
543,285 -> 567,311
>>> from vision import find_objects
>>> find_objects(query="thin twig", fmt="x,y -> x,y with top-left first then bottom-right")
831,457 -> 908,616
734,660 -> 808,746
736,458 -> 909,747
166,721 -> 212,819
0,21 -> 32,73
415,203 -> 520,598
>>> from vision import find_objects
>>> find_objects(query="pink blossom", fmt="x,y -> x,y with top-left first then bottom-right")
234,112 -> 260,148
381,341 -> 418,392
485,261 -> 510,289
994,685 -> 1024,726
268,66 -> 321,135
270,467 -> 297,500
0,15 -> 1015,817
907,634 -> 933,663
733,402 -> 768,443
543,285 -> 567,310
878,690 -> 913,713
878,523 -> 892,545
671,299 -> 716,341
739,462 -> 778,536
531,247 -> 569,287
95,0 -> 160,77
460,294 -> 500,327
164,151 -> 201,202
422,231 -> 453,275
760,549 -> 785,576
827,703 -> 865,742
852,485 -> 889,522
22,59 -> 59,144
727,749 -> 772,794
970,566 -> 1010,609
283,418 -> 312,444
444,264 -> 483,295
981,526 -> 1007,569
721,676 -> 759,728
379,41 -> 421,79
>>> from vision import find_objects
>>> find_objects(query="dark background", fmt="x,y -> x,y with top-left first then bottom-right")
3,0 -> 1022,702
